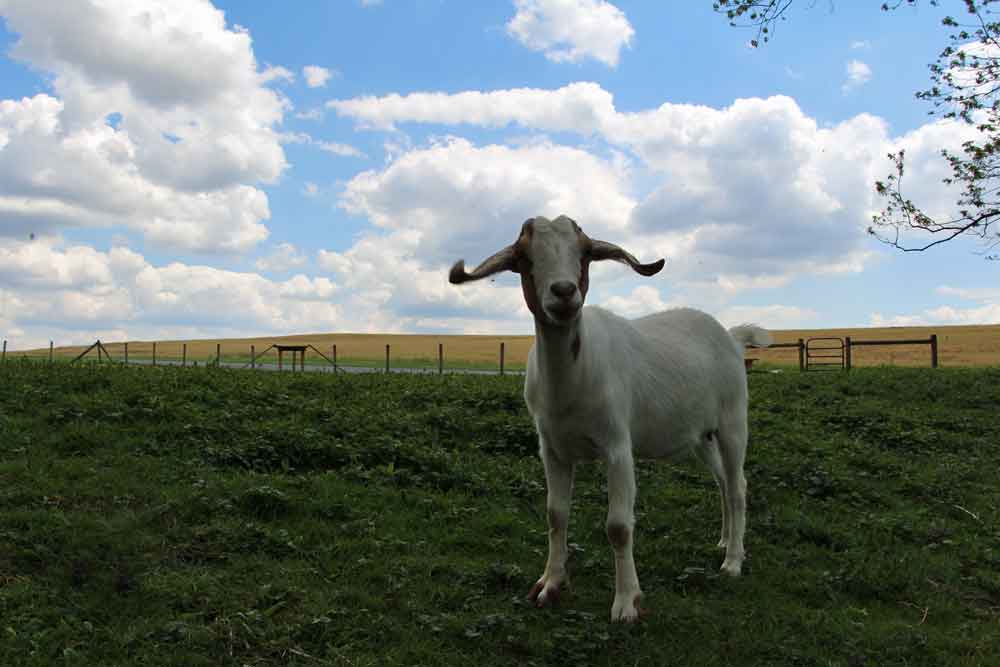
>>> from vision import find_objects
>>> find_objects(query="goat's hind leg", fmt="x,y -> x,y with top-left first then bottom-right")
717,414 -> 749,577
696,431 -> 729,550
529,445 -> 575,607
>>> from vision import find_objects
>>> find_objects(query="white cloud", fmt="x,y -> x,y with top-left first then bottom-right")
506,0 -> 634,67
303,181 -> 320,197
255,242 -> 308,272
870,304 -> 1000,327
601,286 -> 675,319
843,59 -> 872,93
328,83 -> 979,292
277,130 -> 365,157
295,108 -> 325,121
318,140 -> 366,158
870,283 -> 1000,326
261,65 -> 295,84
937,285 -> 1000,301
328,81 -> 615,132
338,136 -> 635,265
718,304 -> 819,330
318,237 -> 528,330
0,238 -> 342,349
303,65 -> 334,88
850,40 -> 871,50
308,136 -> 641,332
0,0 -> 289,252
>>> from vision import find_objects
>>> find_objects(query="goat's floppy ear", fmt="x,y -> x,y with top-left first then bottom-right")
449,245 -> 517,284
590,239 -> 665,276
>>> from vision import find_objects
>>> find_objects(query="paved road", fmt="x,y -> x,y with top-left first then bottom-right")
121,358 -> 524,376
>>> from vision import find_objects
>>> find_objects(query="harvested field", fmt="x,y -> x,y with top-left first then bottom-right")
751,324 -> 1000,368
10,323 -> 1000,368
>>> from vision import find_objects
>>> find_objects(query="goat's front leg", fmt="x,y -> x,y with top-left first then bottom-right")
529,445 -> 575,607
606,445 -> 643,622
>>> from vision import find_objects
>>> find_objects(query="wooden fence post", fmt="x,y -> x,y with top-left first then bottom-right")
500,342 -> 505,375
931,334 -> 939,368
49,341 -> 54,363
216,343 -> 221,367
153,342 -> 157,366
251,345 -> 256,369
438,343 -> 443,375
333,344 -> 338,372
845,336 -> 852,371
385,344 -> 390,373
797,338 -> 804,372
124,342 -> 129,364
2,339 -> 6,363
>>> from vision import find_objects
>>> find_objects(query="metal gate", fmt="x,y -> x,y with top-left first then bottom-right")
805,337 -> 845,371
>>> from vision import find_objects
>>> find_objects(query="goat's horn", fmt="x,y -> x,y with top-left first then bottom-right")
449,245 -> 517,284
590,239 -> 665,276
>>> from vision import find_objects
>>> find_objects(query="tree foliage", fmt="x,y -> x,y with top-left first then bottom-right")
713,0 -> 1000,259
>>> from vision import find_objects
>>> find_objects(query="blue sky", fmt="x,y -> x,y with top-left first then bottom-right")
0,0 -> 996,349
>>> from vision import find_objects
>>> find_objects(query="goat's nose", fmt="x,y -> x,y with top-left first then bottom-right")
550,281 -> 578,299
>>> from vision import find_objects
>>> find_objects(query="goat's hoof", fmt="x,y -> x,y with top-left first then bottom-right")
716,538 -> 728,549
720,559 -> 743,577
611,592 -> 645,623
528,578 -> 563,607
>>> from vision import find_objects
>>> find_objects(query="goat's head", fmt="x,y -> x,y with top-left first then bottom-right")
449,215 -> 665,326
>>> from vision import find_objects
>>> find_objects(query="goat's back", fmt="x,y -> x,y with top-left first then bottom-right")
631,307 -> 745,363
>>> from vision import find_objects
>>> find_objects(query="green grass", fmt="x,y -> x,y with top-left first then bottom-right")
1,361 -> 998,666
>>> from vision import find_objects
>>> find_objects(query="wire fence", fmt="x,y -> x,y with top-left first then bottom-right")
2,333 -> 942,375
1,338 -> 525,376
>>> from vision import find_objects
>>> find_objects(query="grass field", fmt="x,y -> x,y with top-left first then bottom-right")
1,360 -> 998,665
9,322 -> 1000,369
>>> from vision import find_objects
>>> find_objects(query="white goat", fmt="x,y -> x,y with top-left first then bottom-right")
450,215 -> 771,623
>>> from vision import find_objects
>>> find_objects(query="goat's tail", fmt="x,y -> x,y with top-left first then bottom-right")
728,324 -> 772,349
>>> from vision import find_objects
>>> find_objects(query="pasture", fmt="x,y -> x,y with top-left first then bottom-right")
14,322 -> 1000,369
1,361 -> 998,665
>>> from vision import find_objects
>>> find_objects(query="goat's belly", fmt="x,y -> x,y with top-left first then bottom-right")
535,416 -> 609,462
631,420 -> 700,460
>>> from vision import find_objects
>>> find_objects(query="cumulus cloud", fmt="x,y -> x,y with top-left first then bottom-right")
0,0 -> 289,252
317,140 -> 366,158
329,83 -> 980,287
295,108 -> 325,121
869,283 -> 1000,327
0,238 -> 342,349
601,286 -> 675,319
506,0 -> 634,67
338,136 -> 634,264
328,81 -> 615,132
255,242 -> 308,272
308,136 -> 642,331
843,59 -> 872,93
317,80 -> 994,332
718,304 -> 819,330
303,65 -> 334,88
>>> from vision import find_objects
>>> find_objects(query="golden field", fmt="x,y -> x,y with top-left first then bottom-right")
8,323 -> 1000,368
12,332 -> 536,369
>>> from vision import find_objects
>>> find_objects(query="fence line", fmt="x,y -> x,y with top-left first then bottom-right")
0,338 -> 522,375
1,333 -> 943,374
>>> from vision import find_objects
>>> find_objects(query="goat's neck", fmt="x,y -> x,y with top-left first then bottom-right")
533,315 -> 586,394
